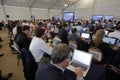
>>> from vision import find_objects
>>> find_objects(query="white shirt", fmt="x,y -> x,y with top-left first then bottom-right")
29,37 -> 52,62
108,30 -> 120,40
12,26 -> 17,37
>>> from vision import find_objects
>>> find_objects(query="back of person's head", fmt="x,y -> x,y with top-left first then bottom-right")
93,29 -> 105,46
117,21 -> 120,25
94,29 -> 105,38
69,40 -> 77,51
51,44 -> 70,64
22,25 -> 30,31
34,27 -> 45,38
95,23 -> 102,29
115,25 -> 120,30
17,26 -> 22,34
71,28 -> 77,34
63,23 -> 68,28
77,22 -> 81,26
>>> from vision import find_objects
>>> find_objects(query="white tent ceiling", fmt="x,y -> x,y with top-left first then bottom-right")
0,0 -> 79,10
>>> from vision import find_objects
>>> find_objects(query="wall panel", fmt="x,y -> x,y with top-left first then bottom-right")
5,6 -> 31,20
31,8 -> 49,19
0,5 -> 5,21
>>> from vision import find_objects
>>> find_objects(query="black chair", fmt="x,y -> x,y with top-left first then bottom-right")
105,64 -> 120,80
84,62 -> 106,80
14,41 -> 22,65
110,48 -> 120,68
21,48 -> 38,80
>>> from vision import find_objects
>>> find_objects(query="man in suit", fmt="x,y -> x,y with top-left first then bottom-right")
35,44 -> 84,80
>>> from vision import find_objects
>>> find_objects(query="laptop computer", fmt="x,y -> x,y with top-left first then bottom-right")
81,33 -> 90,39
67,49 -> 92,76
104,30 -> 109,35
103,37 -> 117,45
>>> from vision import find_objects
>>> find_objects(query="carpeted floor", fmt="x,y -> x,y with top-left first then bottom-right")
0,27 -> 25,80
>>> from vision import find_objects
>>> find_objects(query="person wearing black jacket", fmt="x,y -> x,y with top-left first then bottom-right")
15,25 -> 32,49
35,44 -> 84,80
58,23 -> 68,44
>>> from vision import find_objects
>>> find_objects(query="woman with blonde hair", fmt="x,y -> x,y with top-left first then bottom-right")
93,29 -> 105,47
90,29 -> 114,65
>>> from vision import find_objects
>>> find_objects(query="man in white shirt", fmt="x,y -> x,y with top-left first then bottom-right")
108,25 -> 120,40
29,27 -> 52,65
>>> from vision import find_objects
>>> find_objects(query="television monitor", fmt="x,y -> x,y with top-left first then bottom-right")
54,16 -> 59,20
70,49 -> 92,71
103,37 -> 117,45
92,15 -> 103,21
62,12 -> 74,22
74,16 -> 79,20
104,15 -> 114,21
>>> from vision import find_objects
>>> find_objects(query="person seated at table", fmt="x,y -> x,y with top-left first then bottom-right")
29,27 -> 52,66
35,44 -> 84,80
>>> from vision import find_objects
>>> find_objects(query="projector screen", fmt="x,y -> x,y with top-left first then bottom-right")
62,12 -> 74,22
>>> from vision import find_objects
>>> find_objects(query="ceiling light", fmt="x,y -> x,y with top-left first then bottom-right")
64,4 -> 68,7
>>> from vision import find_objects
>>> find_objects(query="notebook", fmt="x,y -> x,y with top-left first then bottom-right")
67,49 -> 92,76
103,37 -> 117,45
81,33 -> 90,39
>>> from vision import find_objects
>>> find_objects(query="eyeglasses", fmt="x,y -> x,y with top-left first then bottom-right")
68,52 -> 73,61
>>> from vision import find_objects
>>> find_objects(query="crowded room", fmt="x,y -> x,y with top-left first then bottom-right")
0,0 -> 120,80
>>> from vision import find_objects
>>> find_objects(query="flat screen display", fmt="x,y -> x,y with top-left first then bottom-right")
62,12 -> 74,22
104,15 -> 114,21
54,16 -> 59,20
74,16 -> 79,20
92,15 -> 103,21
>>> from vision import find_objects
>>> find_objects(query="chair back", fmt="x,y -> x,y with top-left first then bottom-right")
89,46 -> 103,62
68,40 -> 77,49
21,48 -> 38,80
105,64 -> 120,80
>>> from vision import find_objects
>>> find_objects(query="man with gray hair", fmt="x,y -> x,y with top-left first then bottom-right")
35,44 -> 84,80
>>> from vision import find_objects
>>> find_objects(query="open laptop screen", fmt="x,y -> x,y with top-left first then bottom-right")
104,30 -> 109,35
103,37 -> 117,45
70,49 -> 92,70
81,33 -> 90,39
